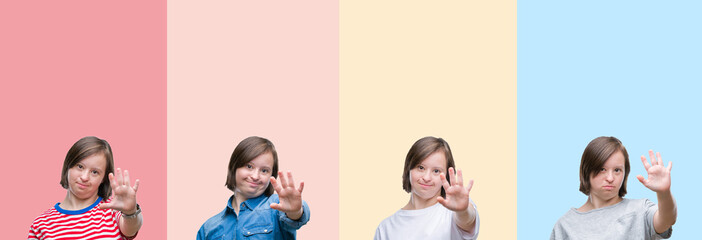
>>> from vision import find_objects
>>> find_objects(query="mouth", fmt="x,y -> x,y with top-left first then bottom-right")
603,185 -> 615,190
76,182 -> 89,189
418,183 -> 433,188
245,180 -> 261,187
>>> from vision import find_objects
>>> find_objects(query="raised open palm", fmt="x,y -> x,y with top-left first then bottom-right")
270,171 -> 304,215
99,168 -> 139,215
437,167 -> 473,212
636,150 -> 672,193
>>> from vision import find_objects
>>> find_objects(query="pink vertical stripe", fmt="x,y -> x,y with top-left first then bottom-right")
0,0 -> 166,239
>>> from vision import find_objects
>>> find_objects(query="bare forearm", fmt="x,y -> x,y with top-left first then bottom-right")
285,207 -> 304,221
454,203 -> 477,233
654,190 -> 676,233
120,213 -> 143,237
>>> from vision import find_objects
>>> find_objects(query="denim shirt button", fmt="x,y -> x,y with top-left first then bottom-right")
264,230 -> 268,233
247,232 -> 251,235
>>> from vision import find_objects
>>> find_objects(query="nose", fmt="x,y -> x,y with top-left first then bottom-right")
80,170 -> 90,181
250,170 -> 260,181
421,171 -> 432,181
605,171 -> 614,182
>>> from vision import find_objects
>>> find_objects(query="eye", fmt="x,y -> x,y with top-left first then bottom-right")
433,169 -> 440,174
615,168 -> 622,173
247,164 -> 253,169
77,164 -> 84,169
91,170 -> 100,175
600,168 -> 606,172
418,166 -> 425,170
262,169 -> 269,173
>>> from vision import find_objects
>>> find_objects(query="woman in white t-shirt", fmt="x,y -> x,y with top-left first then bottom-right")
375,136 -> 479,240
550,136 -> 677,240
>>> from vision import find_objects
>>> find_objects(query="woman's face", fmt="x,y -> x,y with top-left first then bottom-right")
235,152 -> 274,199
589,150 -> 626,201
67,154 -> 107,200
409,151 -> 447,201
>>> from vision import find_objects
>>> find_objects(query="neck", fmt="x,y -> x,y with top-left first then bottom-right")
580,195 -> 622,212
403,193 -> 439,210
232,192 -> 249,215
60,192 -> 99,211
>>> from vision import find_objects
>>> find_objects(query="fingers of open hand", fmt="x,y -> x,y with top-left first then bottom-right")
466,179 -> 474,193
115,168 -> 124,185
656,152 -> 663,165
636,175 -> 646,184
278,171 -> 288,188
448,167 -> 456,186
440,173 -> 451,190
123,170 -> 131,187
640,155 -> 651,170
286,171 -> 296,188
298,181 -> 305,194
108,173 -> 117,189
270,177 -> 283,193
133,179 -> 140,192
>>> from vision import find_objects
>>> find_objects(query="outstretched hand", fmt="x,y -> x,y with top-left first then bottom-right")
437,167 -> 473,212
270,171 -> 304,218
98,168 -> 140,215
636,150 -> 672,193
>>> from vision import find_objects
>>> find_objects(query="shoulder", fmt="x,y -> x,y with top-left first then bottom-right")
30,206 -> 59,226
201,208 -> 228,230
553,208 -> 579,227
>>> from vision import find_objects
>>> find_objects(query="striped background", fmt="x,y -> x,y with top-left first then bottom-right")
3,0 -> 697,239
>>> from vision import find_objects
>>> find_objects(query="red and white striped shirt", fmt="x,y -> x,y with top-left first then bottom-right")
28,197 -> 135,240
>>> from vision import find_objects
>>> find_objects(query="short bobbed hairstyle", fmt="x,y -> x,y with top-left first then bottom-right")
579,136 -> 630,197
60,136 -> 115,199
402,136 -> 456,198
226,136 -> 279,196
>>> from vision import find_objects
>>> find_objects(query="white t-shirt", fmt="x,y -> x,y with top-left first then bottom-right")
374,200 -> 479,240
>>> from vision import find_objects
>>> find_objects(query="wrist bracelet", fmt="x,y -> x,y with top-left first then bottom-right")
122,204 -> 141,219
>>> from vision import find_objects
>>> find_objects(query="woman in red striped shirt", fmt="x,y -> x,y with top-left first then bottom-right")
28,136 -> 143,240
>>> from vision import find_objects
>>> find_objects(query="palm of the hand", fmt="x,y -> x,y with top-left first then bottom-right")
641,165 -> 671,192
437,168 -> 473,212
636,150 -> 672,193
276,186 -> 302,212
440,185 -> 470,212
269,171 -> 305,215
110,184 -> 137,212
99,168 -> 139,214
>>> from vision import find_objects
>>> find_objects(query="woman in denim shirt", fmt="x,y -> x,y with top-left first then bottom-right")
197,136 -> 310,240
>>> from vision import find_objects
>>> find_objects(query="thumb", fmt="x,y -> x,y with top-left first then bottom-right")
270,203 -> 281,211
636,175 -> 646,185
437,196 -> 447,206
98,202 -> 114,210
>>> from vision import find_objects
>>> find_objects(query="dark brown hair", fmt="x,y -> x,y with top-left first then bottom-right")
402,136 -> 456,198
225,136 -> 279,196
579,136 -> 630,197
60,136 -> 115,199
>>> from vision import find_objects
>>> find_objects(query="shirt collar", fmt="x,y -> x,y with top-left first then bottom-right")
226,194 -> 269,212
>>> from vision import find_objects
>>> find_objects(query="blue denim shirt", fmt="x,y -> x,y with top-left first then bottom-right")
197,194 -> 310,240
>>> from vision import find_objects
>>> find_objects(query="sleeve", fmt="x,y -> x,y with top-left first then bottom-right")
374,221 -> 385,240
550,224 -> 560,240
196,224 -> 207,240
644,199 -> 672,239
451,200 -> 480,240
27,223 -> 39,240
278,200 -> 311,230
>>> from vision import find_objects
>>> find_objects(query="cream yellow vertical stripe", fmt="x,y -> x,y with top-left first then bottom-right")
340,1 -> 516,239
